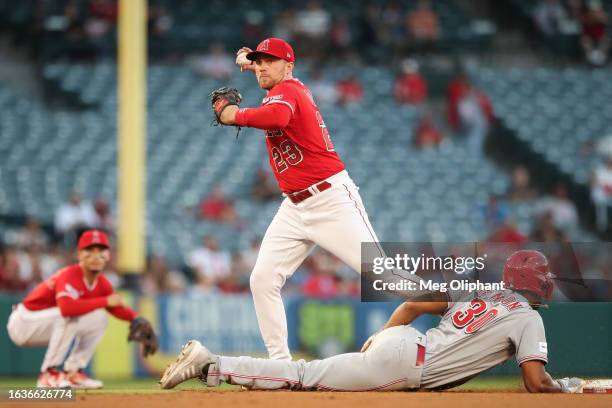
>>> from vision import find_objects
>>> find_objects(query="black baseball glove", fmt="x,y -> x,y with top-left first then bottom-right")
209,86 -> 242,126
128,316 -> 158,358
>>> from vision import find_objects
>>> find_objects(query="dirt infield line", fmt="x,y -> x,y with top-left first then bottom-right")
16,389 -> 611,408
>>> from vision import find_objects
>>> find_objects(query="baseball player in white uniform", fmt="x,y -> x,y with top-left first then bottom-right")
160,250 -> 584,393
209,37 -> 408,361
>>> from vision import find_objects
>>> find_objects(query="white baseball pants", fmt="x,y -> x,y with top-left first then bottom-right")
250,170 -> 385,360
206,325 -> 426,391
6,304 -> 108,372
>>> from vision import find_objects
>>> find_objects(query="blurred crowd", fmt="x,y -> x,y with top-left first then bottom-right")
0,218 -> 360,298
21,0 -> 448,62
1,0 -> 610,298
3,159 -> 605,298
484,165 -> 579,244
532,0 -> 609,65
6,0 -> 608,67
0,172 -> 360,298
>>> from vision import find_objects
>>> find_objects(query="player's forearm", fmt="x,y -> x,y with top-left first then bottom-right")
383,302 -> 421,329
524,370 -> 562,393
107,305 -> 138,321
232,104 -> 292,129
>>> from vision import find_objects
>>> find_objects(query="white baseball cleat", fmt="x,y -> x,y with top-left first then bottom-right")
159,340 -> 215,389
65,369 -> 104,389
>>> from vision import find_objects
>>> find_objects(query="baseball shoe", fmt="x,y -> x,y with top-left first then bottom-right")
65,369 -> 104,389
159,340 -> 215,389
36,367 -> 71,388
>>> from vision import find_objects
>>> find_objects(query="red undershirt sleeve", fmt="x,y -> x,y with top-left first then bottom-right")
234,103 -> 293,129
57,296 -> 108,317
106,305 -> 138,321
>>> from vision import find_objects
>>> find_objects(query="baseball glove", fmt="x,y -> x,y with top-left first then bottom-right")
128,316 -> 158,358
209,86 -> 242,126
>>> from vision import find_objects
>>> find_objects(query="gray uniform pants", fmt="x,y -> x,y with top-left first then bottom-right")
206,325 -> 426,391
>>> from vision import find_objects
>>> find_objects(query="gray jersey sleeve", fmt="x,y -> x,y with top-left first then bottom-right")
445,288 -> 472,309
510,313 -> 548,366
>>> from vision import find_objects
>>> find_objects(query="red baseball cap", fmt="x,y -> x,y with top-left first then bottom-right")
247,38 -> 295,63
78,229 -> 110,250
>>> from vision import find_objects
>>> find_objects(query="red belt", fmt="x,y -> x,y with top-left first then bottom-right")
287,181 -> 332,204
416,344 -> 425,366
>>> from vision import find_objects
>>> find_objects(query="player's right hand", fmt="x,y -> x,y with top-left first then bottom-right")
107,293 -> 124,307
556,377 -> 584,393
236,47 -> 255,72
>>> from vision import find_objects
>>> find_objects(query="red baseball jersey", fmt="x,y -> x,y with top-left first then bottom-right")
261,78 -> 345,193
22,264 -> 136,320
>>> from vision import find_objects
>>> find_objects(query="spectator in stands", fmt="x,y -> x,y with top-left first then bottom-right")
242,11 -> 266,46
406,0 -> 440,47
302,251 -> 339,299
394,59 -> 427,108
358,3 -> 385,60
273,8 -> 297,43
591,156 -> 612,231
0,246 -> 29,292
54,192 -> 97,244
190,42 -> 234,80
534,0 -> 569,35
447,71 -> 469,130
336,74 -> 364,107
531,211 -> 567,242
481,194 -> 509,231
579,0 -> 609,66
295,0 -> 331,41
241,237 -> 262,273
199,185 -> 238,225
381,1 -> 406,48
11,217 -> 50,250
15,242 -> 46,285
507,165 -> 538,201
309,68 -> 339,106
188,236 -> 231,292
595,133 -> 612,158
217,253 -> 251,294
535,183 -> 578,230
414,114 -> 444,149
93,198 -> 114,232
148,5 -> 173,38
46,245 -> 70,276
488,220 -> 528,243
455,80 -> 494,152
141,255 -> 186,295
89,0 -> 118,23
251,167 -> 280,202
329,15 -> 353,55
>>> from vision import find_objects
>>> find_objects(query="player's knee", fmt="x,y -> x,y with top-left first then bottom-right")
77,309 -> 108,333
249,270 -> 281,295
7,328 -> 26,347
90,309 -> 109,330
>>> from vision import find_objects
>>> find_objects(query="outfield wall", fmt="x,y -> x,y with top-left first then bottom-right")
0,293 -> 609,378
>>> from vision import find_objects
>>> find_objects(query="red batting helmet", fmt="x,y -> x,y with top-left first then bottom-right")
502,250 -> 554,300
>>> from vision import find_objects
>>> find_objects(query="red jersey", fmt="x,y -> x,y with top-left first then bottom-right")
22,264 -> 136,320
244,78 -> 345,193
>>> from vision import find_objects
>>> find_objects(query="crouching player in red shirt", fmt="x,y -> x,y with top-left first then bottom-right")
6,230 -> 157,388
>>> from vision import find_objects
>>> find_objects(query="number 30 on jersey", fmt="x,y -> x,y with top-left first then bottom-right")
452,298 -> 498,334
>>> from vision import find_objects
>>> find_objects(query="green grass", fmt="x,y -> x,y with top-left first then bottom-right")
0,377 -> 522,393
455,376 -> 523,391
